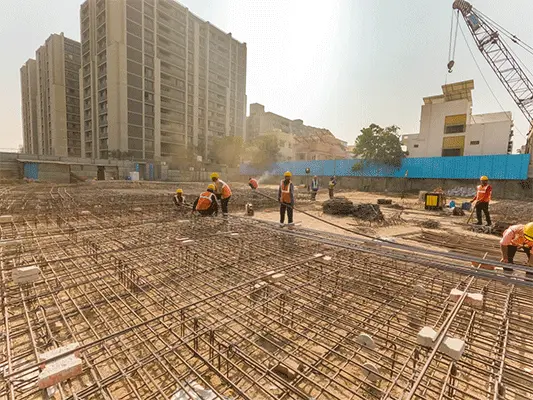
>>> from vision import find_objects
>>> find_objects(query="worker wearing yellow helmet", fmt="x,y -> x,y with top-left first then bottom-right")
500,222 -> 533,277
173,188 -> 186,209
471,175 -> 492,226
210,172 -> 232,217
278,171 -> 294,227
192,184 -> 218,216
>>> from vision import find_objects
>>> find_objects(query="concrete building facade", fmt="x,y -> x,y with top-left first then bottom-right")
34,33 -> 82,157
20,59 -> 39,154
402,80 -> 514,158
80,0 -> 247,165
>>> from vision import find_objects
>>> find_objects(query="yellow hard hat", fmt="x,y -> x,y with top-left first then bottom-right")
284,171 -> 292,177
480,176 -> 489,181
207,184 -> 215,191
210,172 -> 219,180
524,222 -> 533,241
176,189 -> 183,194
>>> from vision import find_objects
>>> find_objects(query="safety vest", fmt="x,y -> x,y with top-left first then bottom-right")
311,179 -> 319,190
475,184 -> 492,203
329,180 -> 336,189
216,179 -> 232,199
249,178 -> 258,189
174,195 -> 185,204
196,192 -> 214,211
280,180 -> 292,203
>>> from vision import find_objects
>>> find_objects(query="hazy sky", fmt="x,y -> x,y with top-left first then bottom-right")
2,0 -> 533,151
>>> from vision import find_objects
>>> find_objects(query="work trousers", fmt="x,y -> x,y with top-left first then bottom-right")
475,201 -> 491,225
221,196 -> 231,215
311,190 -> 318,201
198,208 -> 216,217
504,246 -> 533,276
328,188 -> 334,199
280,203 -> 293,224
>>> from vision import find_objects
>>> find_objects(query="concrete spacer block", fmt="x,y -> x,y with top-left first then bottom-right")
449,289 -> 463,302
230,233 -> 239,236
269,273 -> 286,283
133,207 -> 142,212
80,211 -> 90,215
356,333 -> 376,350
322,256 -> 332,264
180,240 -> 194,246
413,284 -> 425,296
362,362 -> 380,382
39,343 -> 80,363
13,268 -> 40,284
269,359 -> 303,380
38,355 -> 82,389
417,327 -> 437,348
0,215 -> 13,224
438,336 -> 466,361
466,293 -> 483,309
12,266 -> 40,276
313,253 -> 323,258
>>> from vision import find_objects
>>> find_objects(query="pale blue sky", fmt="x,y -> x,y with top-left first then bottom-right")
1,0 -> 532,151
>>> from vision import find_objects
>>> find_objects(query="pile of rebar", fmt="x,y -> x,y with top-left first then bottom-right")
1,182 -> 532,399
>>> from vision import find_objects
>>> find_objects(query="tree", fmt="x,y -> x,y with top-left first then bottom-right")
210,136 -> 244,167
247,134 -> 281,169
352,124 -> 405,170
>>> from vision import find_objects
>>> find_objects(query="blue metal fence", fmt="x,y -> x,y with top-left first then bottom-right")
241,154 -> 530,180
23,163 -> 38,180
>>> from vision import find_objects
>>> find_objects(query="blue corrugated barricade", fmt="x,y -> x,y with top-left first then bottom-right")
241,154 -> 530,180
23,163 -> 38,180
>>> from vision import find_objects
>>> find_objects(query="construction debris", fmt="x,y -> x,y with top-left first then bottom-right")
446,186 -> 477,197
322,197 -> 354,215
420,219 -> 441,229
353,203 -> 384,222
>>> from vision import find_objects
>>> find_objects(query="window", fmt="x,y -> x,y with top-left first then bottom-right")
442,148 -> 462,157
414,144 -> 419,148
444,114 -> 466,134
470,140 -> 480,145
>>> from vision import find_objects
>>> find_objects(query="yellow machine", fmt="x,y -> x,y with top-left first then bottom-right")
424,192 -> 446,211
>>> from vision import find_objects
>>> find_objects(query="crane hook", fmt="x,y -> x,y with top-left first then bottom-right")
447,60 -> 455,73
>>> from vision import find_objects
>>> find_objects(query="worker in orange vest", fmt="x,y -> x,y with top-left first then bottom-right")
471,176 -> 492,226
192,184 -> 218,216
278,171 -> 294,227
500,222 -> 533,276
248,177 -> 258,190
211,172 -> 232,217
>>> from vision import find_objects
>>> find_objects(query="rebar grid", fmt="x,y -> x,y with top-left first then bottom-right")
1,184 -> 532,400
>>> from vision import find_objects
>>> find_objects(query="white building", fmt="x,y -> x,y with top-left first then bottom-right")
402,80 -> 513,158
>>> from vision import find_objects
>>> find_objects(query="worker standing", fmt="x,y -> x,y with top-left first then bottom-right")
310,175 -> 319,201
173,189 -> 186,209
192,184 -> 219,217
278,171 -> 295,227
248,177 -> 258,190
328,176 -> 337,199
211,173 -> 232,217
471,176 -> 492,226
499,222 -> 533,276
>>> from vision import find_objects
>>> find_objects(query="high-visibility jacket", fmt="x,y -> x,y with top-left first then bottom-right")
311,179 -> 319,191
279,180 -> 293,204
174,195 -> 185,205
249,178 -> 258,189
500,224 -> 532,247
473,184 -> 492,203
215,179 -> 232,199
196,191 -> 216,211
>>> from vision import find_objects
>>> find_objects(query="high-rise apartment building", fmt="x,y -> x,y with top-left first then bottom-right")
33,33 -> 82,157
80,0 -> 247,165
20,59 -> 39,154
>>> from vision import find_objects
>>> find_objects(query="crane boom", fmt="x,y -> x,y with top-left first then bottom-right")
452,0 -> 533,152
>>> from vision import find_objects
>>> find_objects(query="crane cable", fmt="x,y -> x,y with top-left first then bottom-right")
447,11 -> 460,73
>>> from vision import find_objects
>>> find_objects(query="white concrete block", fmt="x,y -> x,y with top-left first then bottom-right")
12,266 -> 41,284
133,207 -> 142,212
449,289 -> 463,302
466,293 -> 483,309
180,240 -> 194,246
438,337 -> 465,361
362,362 -> 380,382
313,253 -> 323,258
80,210 -> 90,215
413,284 -> 425,296
265,270 -> 276,277
269,273 -> 286,283
38,354 -> 82,389
417,327 -> 437,348
322,256 -> 332,264
39,343 -> 80,362
253,281 -> 268,290
0,215 -> 13,224
230,233 -> 239,237
12,266 -> 40,276
356,333 -> 376,350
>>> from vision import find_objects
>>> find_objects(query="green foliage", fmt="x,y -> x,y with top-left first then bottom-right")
352,124 -> 405,170
248,134 -> 281,168
211,136 -> 244,167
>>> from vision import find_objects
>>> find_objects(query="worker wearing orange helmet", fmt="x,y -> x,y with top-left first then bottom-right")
192,184 -> 218,217
471,175 -> 492,226
500,222 -> 533,277
211,172 -> 232,217
278,171 -> 295,226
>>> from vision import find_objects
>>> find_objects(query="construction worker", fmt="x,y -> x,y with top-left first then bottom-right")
192,184 -> 218,217
278,171 -> 294,226
328,176 -> 337,199
248,177 -> 258,190
211,172 -> 232,217
471,176 -> 492,226
500,222 -> 533,276
310,175 -> 319,201
173,189 -> 186,209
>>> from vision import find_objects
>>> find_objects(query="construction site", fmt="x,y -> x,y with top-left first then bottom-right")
1,180 -> 533,400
